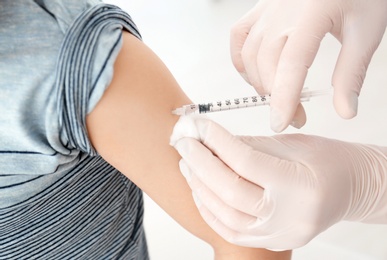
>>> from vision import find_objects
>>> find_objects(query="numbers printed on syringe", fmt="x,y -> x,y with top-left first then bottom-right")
173,88 -> 330,115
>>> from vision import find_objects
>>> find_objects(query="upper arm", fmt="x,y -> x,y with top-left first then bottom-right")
86,30 -> 195,227
86,31 -> 291,259
86,31 -> 219,243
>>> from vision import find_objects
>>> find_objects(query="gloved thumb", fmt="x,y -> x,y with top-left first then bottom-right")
331,42 -> 364,119
332,24 -> 385,119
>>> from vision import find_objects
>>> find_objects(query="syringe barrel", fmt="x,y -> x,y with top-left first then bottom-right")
172,88 -> 330,116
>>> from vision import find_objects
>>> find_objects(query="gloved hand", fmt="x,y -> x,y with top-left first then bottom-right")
170,116 -> 387,250
230,0 -> 387,132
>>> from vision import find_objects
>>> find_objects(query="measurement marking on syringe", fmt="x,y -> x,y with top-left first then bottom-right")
172,88 -> 332,116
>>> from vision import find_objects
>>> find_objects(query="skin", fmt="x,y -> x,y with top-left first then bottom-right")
86,31 -> 291,259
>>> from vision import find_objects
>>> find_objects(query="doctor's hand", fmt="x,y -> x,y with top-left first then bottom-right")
231,0 -> 387,132
170,117 -> 387,250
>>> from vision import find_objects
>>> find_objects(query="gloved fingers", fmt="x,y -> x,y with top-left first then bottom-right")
290,103 -> 306,129
270,30 -> 327,132
230,2 -> 265,85
331,30 -> 382,119
193,200 -> 248,246
192,117 -> 296,186
236,134 -> 311,161
240,28 -> 263,92
182,164 -> 264,233
256,34 -> 287,94
195,201 -> 293,250
177,142 -> 269,217
332,0 -> 387,119
171,116 -> 297,185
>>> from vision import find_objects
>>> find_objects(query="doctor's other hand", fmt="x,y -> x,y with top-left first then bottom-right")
170,117 -> 387,250
230,0 -> 387,132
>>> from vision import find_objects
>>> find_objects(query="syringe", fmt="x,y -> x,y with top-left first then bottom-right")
172,88 -> 332,116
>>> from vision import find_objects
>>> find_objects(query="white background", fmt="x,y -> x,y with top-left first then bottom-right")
106,0 -> 387,259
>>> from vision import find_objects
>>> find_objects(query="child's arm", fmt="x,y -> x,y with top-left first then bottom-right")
86,31 -> 291,259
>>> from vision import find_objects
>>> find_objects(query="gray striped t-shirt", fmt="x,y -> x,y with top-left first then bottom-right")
0,0 -> 149,258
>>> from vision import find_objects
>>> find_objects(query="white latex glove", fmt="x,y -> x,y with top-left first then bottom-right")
230,0 -> 387,132
170,116 -> 387,250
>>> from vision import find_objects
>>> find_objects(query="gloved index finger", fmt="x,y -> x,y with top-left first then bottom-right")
175,139 -> 267,217
176,117 -> 295,187
230,1 -> 265,75
270,22 -> 331,132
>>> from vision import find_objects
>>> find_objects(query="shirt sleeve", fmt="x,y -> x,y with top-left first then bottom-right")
55,3 -> 141,155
